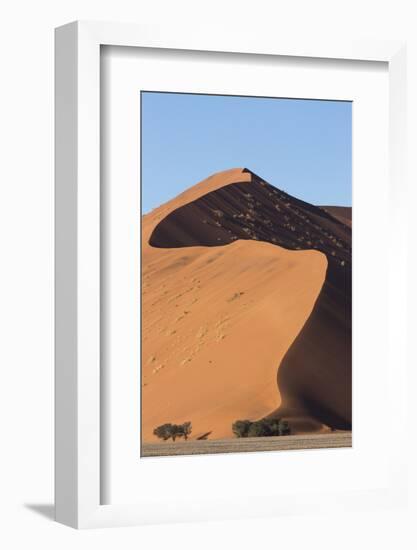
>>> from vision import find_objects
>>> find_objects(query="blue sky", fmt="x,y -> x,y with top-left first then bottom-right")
141,92 -> 351,213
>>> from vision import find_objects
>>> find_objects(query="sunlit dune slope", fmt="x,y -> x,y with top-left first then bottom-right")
142,168 -> 351,441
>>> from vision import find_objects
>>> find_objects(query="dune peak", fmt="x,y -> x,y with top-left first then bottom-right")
148,168 -> 351,272
141,168 -> 352,441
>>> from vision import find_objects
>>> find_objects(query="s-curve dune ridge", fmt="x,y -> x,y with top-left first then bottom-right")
142,168 -> 351,441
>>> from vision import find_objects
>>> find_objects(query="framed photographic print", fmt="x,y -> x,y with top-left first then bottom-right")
55,21 -> 407,528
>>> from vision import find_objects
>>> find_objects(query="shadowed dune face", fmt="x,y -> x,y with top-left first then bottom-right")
320,206 -> 352,227
142,168 -> 352,440
150,169 -> 351,262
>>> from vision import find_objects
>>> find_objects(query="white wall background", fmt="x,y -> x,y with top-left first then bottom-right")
0,0 -> 416,548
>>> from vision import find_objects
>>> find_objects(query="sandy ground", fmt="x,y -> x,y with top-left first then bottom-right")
142,432 -> 352,457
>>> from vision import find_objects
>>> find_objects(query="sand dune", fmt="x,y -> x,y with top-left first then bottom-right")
142,168 -> 351,442
320,206 -> 352,227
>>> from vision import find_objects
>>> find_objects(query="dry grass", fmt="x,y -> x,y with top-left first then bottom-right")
141,432 -> 352,457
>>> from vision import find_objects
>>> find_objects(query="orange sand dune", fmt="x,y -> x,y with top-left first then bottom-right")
142,241 -> 326,441
142,168 -> 351,441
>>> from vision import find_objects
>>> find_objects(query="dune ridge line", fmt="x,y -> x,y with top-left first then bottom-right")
141,168 -> 351,442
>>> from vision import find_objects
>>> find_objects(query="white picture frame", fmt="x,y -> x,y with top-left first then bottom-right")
55,21 -> 407,529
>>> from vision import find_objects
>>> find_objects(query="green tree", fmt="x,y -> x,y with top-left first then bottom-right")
278,420 -> 291,436
232,418 -> 291,438
153,423 -> 177,441
153,421 -> 192,442
232,419 -> 252,438
247,420 -> 269,437
177,421 -> 192,440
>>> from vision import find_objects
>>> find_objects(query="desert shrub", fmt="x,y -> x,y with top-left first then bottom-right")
153,421 -> 192,442
153,423 -> 177,441
276,419 -> 291,435
247,421 -> 269,437
232,420 -> 252,438
176,421 -> 192,440
232,418 -> 291,438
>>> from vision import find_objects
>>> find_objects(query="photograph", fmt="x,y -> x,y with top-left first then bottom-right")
140,91 -> 352,457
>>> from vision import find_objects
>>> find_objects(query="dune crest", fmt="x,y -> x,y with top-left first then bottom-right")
142,168 -> 351,441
